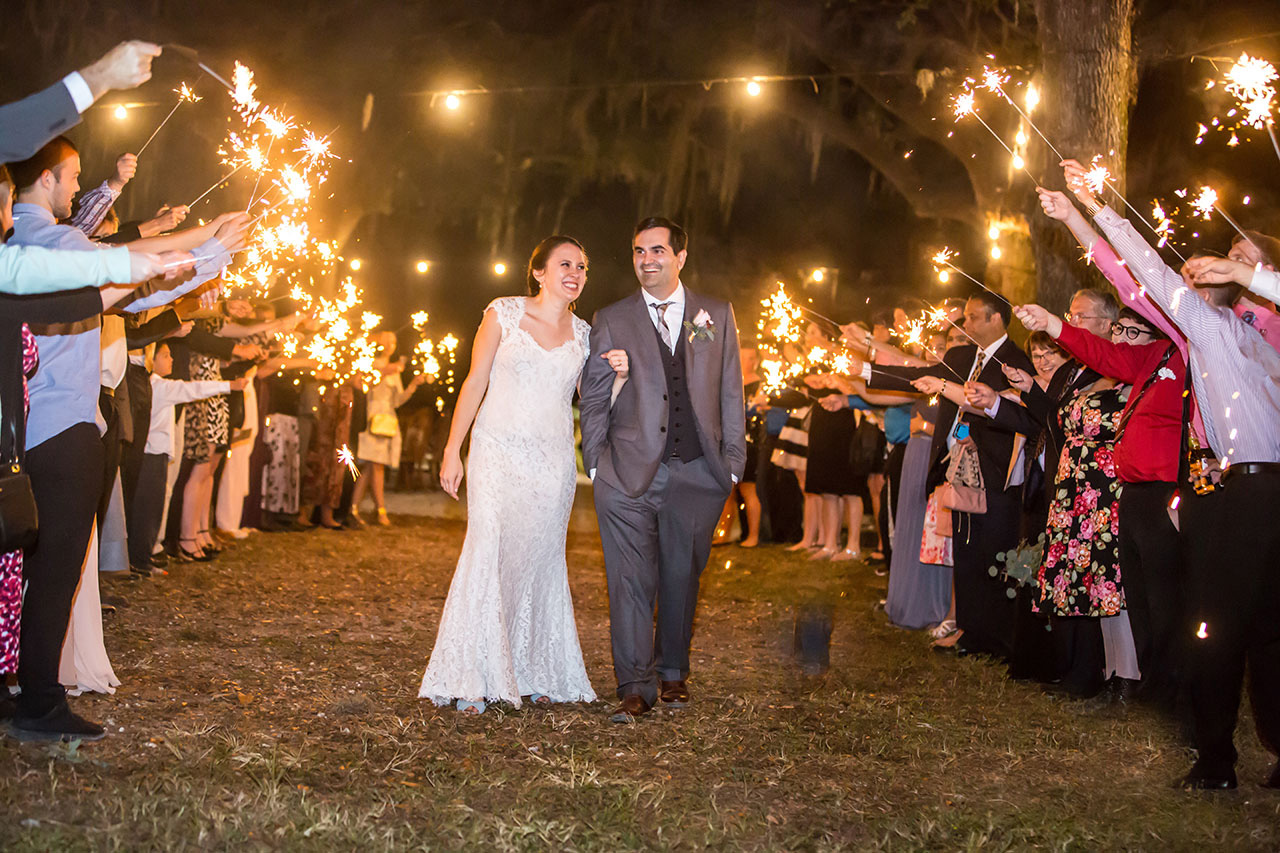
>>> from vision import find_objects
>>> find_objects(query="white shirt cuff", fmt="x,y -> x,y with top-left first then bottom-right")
62,72 -> 95,113
860,363 -> 872,382
983,398 -> 1001,418
731,474 -> 738,484
588,468 -> 596,481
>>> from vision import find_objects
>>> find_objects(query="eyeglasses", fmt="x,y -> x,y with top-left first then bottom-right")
1063,312 -> 1105,324
1111,323 -> 1151,340
1030,351 -> 1060,363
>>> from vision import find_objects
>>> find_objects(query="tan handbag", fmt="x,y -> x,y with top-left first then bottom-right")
940,437 -> 987,514
369,413 -> 398,437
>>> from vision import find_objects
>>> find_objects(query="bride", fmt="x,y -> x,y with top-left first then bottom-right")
419,235 -> 627,714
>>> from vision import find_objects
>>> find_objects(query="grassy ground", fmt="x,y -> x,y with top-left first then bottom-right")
1,515 -> 1277,851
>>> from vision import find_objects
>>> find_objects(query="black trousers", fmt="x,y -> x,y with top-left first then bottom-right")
1117,481 -> 1183,705
1185,470 -> 1280,775
882,443 -> 906,567
953,488 -> 1021,659
97,388 -> 123,525
18,423 -> 104,717
163,455 -> 196,551
127,453 -> 169,569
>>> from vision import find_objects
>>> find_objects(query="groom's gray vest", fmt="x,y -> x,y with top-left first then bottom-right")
654,322 -> 702,464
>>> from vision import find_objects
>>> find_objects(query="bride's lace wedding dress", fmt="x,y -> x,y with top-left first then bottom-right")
418,296 -> 597,707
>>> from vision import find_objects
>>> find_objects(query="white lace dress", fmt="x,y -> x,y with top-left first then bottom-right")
418,297 -> 597,707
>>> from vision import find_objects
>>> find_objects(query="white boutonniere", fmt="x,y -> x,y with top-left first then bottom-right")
684,309 -> 716,342
1157,367 -> 1176,381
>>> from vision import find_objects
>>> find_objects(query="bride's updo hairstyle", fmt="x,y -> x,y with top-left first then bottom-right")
527,235 -> 588,297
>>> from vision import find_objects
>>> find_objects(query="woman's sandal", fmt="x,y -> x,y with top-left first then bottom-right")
928,619 -> 958,640
530,693 -> 552,707
456,698 -> 486,715
829,548 -> 861,562
785,541 -> 819,552
808,547 -> 838,561
376,507 -> 391,527
198,530 -> 222,555
178,538 -> 213,563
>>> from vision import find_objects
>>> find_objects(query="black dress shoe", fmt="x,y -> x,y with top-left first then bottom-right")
1179,764 -> 1238,791
150,553 -> 169,569
8,701 -> 106,742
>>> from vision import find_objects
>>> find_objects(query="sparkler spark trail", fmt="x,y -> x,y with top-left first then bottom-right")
1189,185 -> 1259,250
1223,53 -> 1277,130
1198,53 -> 1280,162
337,444 -> 360,479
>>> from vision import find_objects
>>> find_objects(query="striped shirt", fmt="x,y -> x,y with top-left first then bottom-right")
1093,205 -> 1280,464
67,181 -> 120,236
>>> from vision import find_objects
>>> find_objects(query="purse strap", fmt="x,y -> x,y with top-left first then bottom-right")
0,322 -> 28,468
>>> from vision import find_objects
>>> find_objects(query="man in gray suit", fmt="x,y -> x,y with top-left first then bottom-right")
1,40 -> 160,164
580,217 -> 746,722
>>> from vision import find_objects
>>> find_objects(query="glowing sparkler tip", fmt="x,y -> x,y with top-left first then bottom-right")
1191,186 -> 1219,220
952,91 -> 976,120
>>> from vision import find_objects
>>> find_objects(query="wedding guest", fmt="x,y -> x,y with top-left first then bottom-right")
964,289 -> 1121,697
5,137 -> 244,742
850,293 -> 1034,660
1062,158 -> 1280,790
127,342 -> 245,574
299,376 -> 355,530
884,329 -> 952,630
349,333 -> 426,526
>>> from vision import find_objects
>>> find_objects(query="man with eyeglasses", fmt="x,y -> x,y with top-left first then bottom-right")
1016,301 -> 1187,723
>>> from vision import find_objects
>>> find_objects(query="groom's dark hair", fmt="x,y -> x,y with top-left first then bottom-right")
633,216 -> 688,254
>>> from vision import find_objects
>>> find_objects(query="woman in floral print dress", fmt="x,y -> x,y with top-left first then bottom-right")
1040,384 -> 1129,617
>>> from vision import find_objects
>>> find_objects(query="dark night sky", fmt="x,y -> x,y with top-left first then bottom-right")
3,1 -> 1279,351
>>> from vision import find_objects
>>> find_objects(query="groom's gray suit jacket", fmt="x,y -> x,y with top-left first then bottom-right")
580,288 -> 747,498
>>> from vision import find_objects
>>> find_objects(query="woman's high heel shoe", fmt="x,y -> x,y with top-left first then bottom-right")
198,530 -> 222,555
178,538 -> 213,562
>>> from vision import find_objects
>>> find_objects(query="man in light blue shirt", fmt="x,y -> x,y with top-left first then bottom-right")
4,135 -> 249,743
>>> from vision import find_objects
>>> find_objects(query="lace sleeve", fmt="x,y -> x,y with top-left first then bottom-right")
484,297 -> 517,339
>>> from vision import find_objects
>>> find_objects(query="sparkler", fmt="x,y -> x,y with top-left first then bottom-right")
1188,185 -> 1258,251
138,80 -> 202,156
337,444 -> 360,479
916,299 -> 1007,369
979,66 -> 1066,163
930,248 -> 1011,306
187,162 -> 246,207
951,88 -> 1040,183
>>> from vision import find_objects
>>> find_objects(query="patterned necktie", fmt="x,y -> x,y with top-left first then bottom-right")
968,350 -> 986,382
951,348 -> 987,442
653,301 -> 675,353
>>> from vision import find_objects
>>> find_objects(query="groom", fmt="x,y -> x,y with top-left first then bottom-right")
580,217 -> 746,723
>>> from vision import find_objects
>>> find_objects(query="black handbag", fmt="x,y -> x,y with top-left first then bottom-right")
0,325 -> 39,552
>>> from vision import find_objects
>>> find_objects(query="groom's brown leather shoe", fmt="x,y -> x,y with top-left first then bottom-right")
659,680 -> 690,708
609,694 -> 651,724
